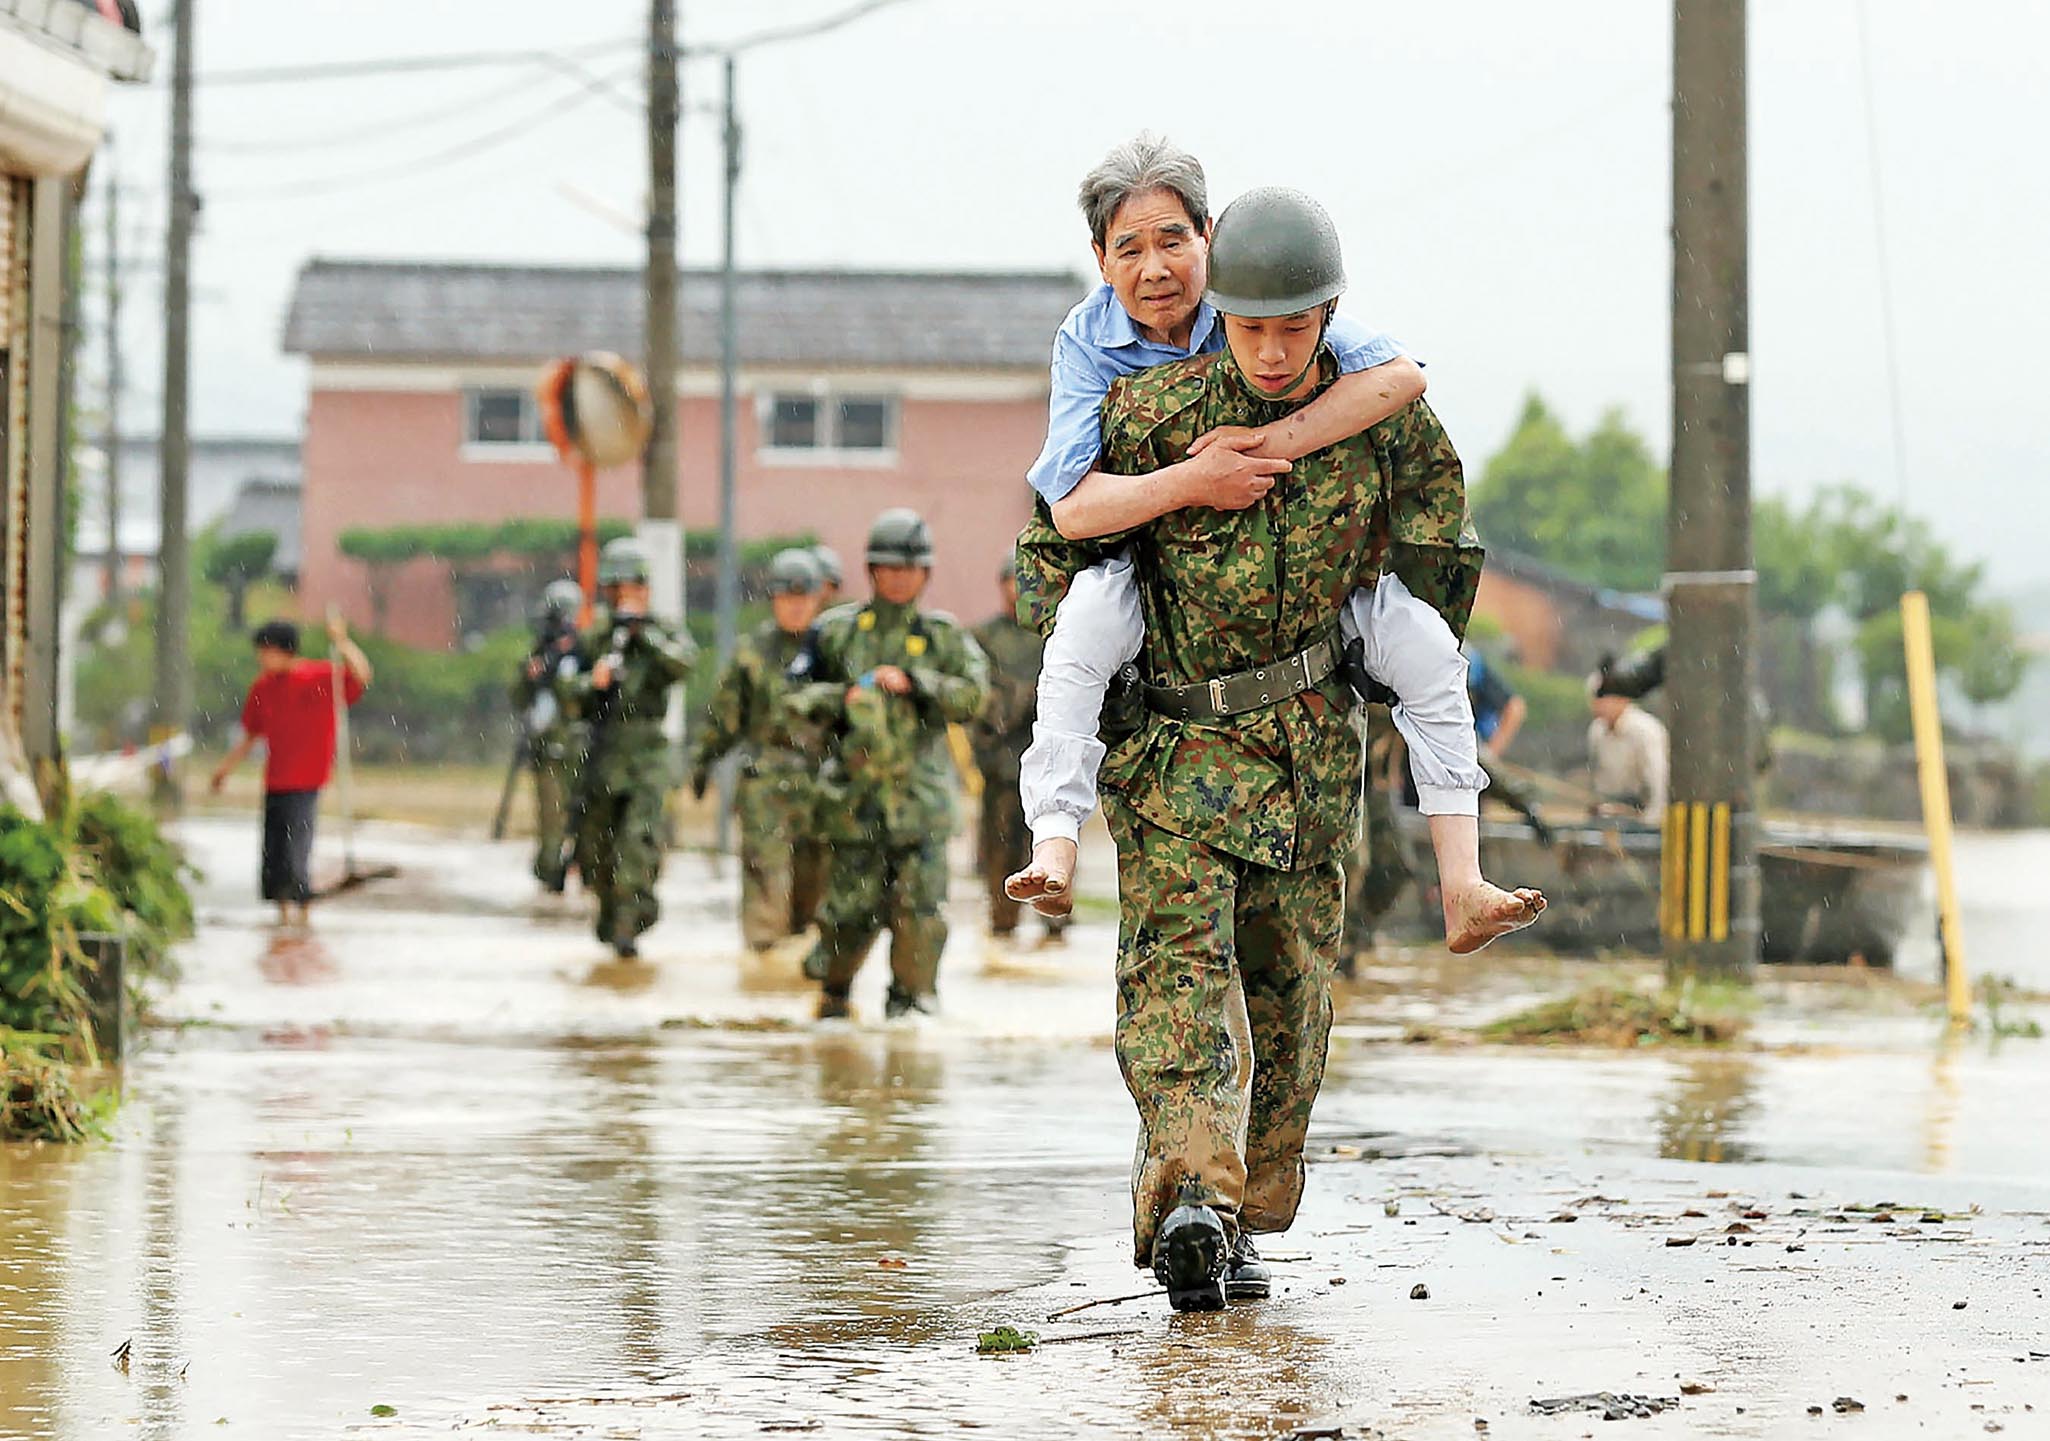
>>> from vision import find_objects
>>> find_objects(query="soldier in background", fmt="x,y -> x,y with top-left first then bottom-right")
688,548 -> 826,953
512,577 -> 588,894
792,542 -> 847,927
791,509 -> 990,1021
970,555 -> 1066,941
561,538 -> 697,958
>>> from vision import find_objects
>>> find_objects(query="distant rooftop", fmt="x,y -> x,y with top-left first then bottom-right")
282,259 -> 1087,371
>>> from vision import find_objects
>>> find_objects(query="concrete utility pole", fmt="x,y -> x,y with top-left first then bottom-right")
154,0 -> 196,758
712,52 -> 742,851
641,0 -> 683,619
1663,0 -> 1758,980
102,158 -> 122,606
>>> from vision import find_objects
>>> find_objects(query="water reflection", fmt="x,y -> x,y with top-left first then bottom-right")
256,931 -> 338,986
1654,1054 -> 1760,1164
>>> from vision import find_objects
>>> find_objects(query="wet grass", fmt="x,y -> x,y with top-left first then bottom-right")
1480,978 -> 1754,1048
1,1030 -> 117,1143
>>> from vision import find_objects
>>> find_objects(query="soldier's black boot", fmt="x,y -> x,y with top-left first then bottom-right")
1224,1232 -> 1271,1302
817,989 -> 851,1022
883,985 -> 937,1020
1150,1185 -> 1228,1313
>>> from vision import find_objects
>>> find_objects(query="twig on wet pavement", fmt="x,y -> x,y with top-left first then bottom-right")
1036,1327 -> 1145,1346
1045,1288 -> 1165,1321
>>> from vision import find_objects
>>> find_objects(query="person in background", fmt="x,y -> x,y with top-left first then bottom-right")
512,578 -> 588,894
209,615 -> 373,927
1466,644 -> 1526,761
970,555 -> 1066,943
1587,664 -> 1670,823
688,549 -> 827,953
792,543 -> 848,927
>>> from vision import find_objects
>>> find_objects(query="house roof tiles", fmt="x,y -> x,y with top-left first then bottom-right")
283,259 -> 1087,371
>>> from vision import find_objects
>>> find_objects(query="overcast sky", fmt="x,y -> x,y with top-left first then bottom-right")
100,0 -> 2048,597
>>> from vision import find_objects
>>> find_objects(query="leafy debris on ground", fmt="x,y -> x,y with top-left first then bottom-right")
976,1326 -> 1039,1355
1480,981 -> 1751,1048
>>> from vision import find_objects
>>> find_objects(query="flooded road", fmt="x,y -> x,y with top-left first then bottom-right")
2,819 -> 2046,1439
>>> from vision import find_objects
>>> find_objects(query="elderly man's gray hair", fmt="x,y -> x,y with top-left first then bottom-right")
1076,132 -> 1210,250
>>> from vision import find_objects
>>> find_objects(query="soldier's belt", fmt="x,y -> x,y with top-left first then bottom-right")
1143,636 -> 1341,722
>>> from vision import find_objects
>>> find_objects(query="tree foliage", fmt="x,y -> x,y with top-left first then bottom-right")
1472,396 -> 2028,738
1471,395 -> 1667,593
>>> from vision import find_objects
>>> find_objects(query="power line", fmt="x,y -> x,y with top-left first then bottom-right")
198,68 -> 576,155
708,0 -> 923,55
169,34 -> 639,86
1852,0 -> 1912,515
206,60 -> 639,202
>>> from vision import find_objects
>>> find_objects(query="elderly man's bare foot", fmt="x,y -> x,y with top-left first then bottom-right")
1444,882 -> 1546,955
1004,838 -> 1077,919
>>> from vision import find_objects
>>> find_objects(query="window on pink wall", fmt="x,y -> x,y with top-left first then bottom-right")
758,390 -> 898,464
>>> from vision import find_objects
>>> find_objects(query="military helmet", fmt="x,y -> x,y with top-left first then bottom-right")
597,536 -> 651,587
537,577 -> 584,621
865,507 -> 935,568
1205,186 -> 1347,319
765,547 -> 822,597
810,544 -> 844,588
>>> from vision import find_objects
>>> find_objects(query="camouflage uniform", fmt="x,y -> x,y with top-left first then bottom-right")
1343,708 -> 1415,959
689,619 -> 819,950
562,614 -> 697,950
511,634 -> 587,890
1016,355 -> 1481,1265
791,599 -> 990,1004
969,607 -> 1060,936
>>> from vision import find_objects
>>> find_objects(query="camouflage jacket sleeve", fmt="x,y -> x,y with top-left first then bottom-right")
1014,500 -> 1123,639
786,610 -> 855,724
906,616 -> 990,725
1012,368 -> 1199,637
1369,397 -> 1486,640
690,648 -> 751,770
631,620 -> 698,684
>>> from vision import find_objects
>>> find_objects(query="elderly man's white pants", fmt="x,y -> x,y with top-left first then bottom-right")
1019,559 -> 1486,848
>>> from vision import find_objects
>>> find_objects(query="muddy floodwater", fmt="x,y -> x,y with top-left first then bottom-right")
3,820 -> 2048,1439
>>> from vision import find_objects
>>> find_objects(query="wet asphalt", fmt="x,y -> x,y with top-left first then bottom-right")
1,817 -> 2046,1440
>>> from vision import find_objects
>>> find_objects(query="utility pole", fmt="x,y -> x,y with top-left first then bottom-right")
1663,0 -> 1757,980
712,52 -> 742,851
154,0 -> 196,765
642,0 -> 683,625
102,157 -> 123,607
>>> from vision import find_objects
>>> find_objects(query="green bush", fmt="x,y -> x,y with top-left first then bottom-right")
69,791 -> 196,986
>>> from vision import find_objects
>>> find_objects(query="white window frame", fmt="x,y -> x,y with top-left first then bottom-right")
460,385 -> 553,462
755,383 -> 899,468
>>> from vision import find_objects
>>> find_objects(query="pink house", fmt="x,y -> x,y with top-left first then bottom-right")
281,260 -> 1084,649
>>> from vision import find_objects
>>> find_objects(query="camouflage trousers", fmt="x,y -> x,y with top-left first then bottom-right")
810,835 -> 949,1000
575,779 -> 669,947
531,744 -> 580,890
735,775 -> 813,951
1343,779 -> 1412,956
1106,800 -> 1341,1267
790,836 -> 829,933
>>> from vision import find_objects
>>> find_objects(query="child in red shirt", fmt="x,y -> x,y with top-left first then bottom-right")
210,616 -> 373,926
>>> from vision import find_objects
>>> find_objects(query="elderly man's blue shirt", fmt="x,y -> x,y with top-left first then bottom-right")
1025,281 -> 1409,505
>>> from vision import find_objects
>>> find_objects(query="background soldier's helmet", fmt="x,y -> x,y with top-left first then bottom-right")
1204,186 -> 1347,319
597,536 -> 652,587
766,547 -> 822,597
537,577 -> 583,622
865,508 -> 935,568
810,544 -> 844,588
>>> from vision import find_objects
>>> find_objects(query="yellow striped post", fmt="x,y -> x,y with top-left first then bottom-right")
1661,804 -> 1684,938
1900,591 -> 1971,1027
1710,802 -> 1731,943
1687,802 -> 1710,941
